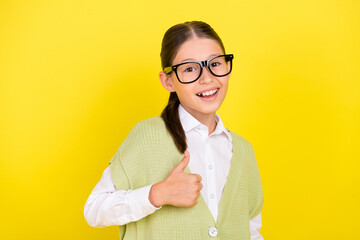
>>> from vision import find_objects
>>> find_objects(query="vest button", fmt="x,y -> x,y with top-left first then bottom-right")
208,227 -> 218,237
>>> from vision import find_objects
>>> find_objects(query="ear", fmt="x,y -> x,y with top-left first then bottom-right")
159,71 -> 176,92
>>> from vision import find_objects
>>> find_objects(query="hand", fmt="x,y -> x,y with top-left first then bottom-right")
149,151 -> 203,207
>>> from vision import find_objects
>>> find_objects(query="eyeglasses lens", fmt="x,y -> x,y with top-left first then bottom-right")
209,55 -> 231,76
177,62 -> 200,83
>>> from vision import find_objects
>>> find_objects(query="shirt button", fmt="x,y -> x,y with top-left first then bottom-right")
208,227 -> 218,237
208,164 -> 213,170
210,194 -> 215,199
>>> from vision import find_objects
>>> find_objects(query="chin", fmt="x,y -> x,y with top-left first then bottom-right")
199,103 -> 222,114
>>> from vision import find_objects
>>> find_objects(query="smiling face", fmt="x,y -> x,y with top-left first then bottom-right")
160,37 -> 231,122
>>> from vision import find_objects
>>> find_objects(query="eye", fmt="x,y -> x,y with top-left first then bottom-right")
210,61 -> 221,67
184,67 -> 196,72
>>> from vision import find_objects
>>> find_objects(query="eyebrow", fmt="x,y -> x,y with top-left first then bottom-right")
179,53 -> 220,63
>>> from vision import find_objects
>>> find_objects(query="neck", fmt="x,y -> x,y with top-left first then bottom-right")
202,115 -> 217,135
181,105 -> 217,135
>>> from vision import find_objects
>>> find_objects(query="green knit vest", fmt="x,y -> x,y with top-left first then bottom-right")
110,116 -> 263,240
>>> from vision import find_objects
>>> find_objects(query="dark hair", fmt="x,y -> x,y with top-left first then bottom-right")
160,21 -> 226,153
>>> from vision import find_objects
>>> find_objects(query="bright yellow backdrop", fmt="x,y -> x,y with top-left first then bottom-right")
1,0 -> 359,239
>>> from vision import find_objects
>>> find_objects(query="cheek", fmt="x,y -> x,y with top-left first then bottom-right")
219,79 -> 230,98
174,85 -> 196,102
224,81 -> 229,90
220,78 -> 229,89
176,87 -> 194,98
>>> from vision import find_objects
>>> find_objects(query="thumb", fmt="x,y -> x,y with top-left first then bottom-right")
173,150 -> 190,173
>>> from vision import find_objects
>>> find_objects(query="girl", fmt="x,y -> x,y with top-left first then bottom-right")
84,21 -> 264,240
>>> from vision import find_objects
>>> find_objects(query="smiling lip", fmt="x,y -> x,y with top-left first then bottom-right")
196,88 -> 220,102
196,87 -> 219,96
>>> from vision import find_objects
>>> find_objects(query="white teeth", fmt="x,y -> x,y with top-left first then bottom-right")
197,89 -> 218,97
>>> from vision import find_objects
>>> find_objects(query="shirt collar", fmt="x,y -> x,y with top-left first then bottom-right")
178,104 -> 232,139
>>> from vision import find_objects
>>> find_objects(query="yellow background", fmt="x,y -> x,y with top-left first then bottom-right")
1,0 -> 359,239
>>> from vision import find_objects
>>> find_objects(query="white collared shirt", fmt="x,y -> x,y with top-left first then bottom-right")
84,104 -> 263,239
178,104 -> 233,222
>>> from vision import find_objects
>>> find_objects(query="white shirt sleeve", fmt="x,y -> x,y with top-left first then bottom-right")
84,166 -> 263,239
250,212 -> 263,240
84,166 -> 161,228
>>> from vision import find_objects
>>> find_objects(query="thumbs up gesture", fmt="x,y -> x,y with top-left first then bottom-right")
149,151 -> 203,207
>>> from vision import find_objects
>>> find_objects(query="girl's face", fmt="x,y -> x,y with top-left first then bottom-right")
160,37 -> 230,121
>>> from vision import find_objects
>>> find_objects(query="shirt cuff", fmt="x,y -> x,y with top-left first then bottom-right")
129,184 -> 162,213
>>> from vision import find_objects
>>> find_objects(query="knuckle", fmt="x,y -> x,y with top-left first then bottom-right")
188,199 -> 197,206
186,199 -> 195,206
196,175 -> 202,182
196,191 -> 200,198
192,175 -> 198,182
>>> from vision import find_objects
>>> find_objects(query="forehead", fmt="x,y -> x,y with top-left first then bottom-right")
172,38 -> 224,64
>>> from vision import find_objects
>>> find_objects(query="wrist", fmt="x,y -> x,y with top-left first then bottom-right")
149,182 -> 165,207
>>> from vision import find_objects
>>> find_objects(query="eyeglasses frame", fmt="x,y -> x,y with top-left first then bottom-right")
163,54 -> 234,84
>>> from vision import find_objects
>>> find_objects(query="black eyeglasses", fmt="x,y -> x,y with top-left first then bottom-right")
164,54 -> 234,84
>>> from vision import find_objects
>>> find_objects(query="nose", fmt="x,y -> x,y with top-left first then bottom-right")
198,66 -> 214,84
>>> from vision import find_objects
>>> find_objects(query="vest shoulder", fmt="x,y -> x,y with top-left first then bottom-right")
134,116 -> 165,128
128,116 -> 167,137
229,130 -> 255,152
120,116 -> 171,147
